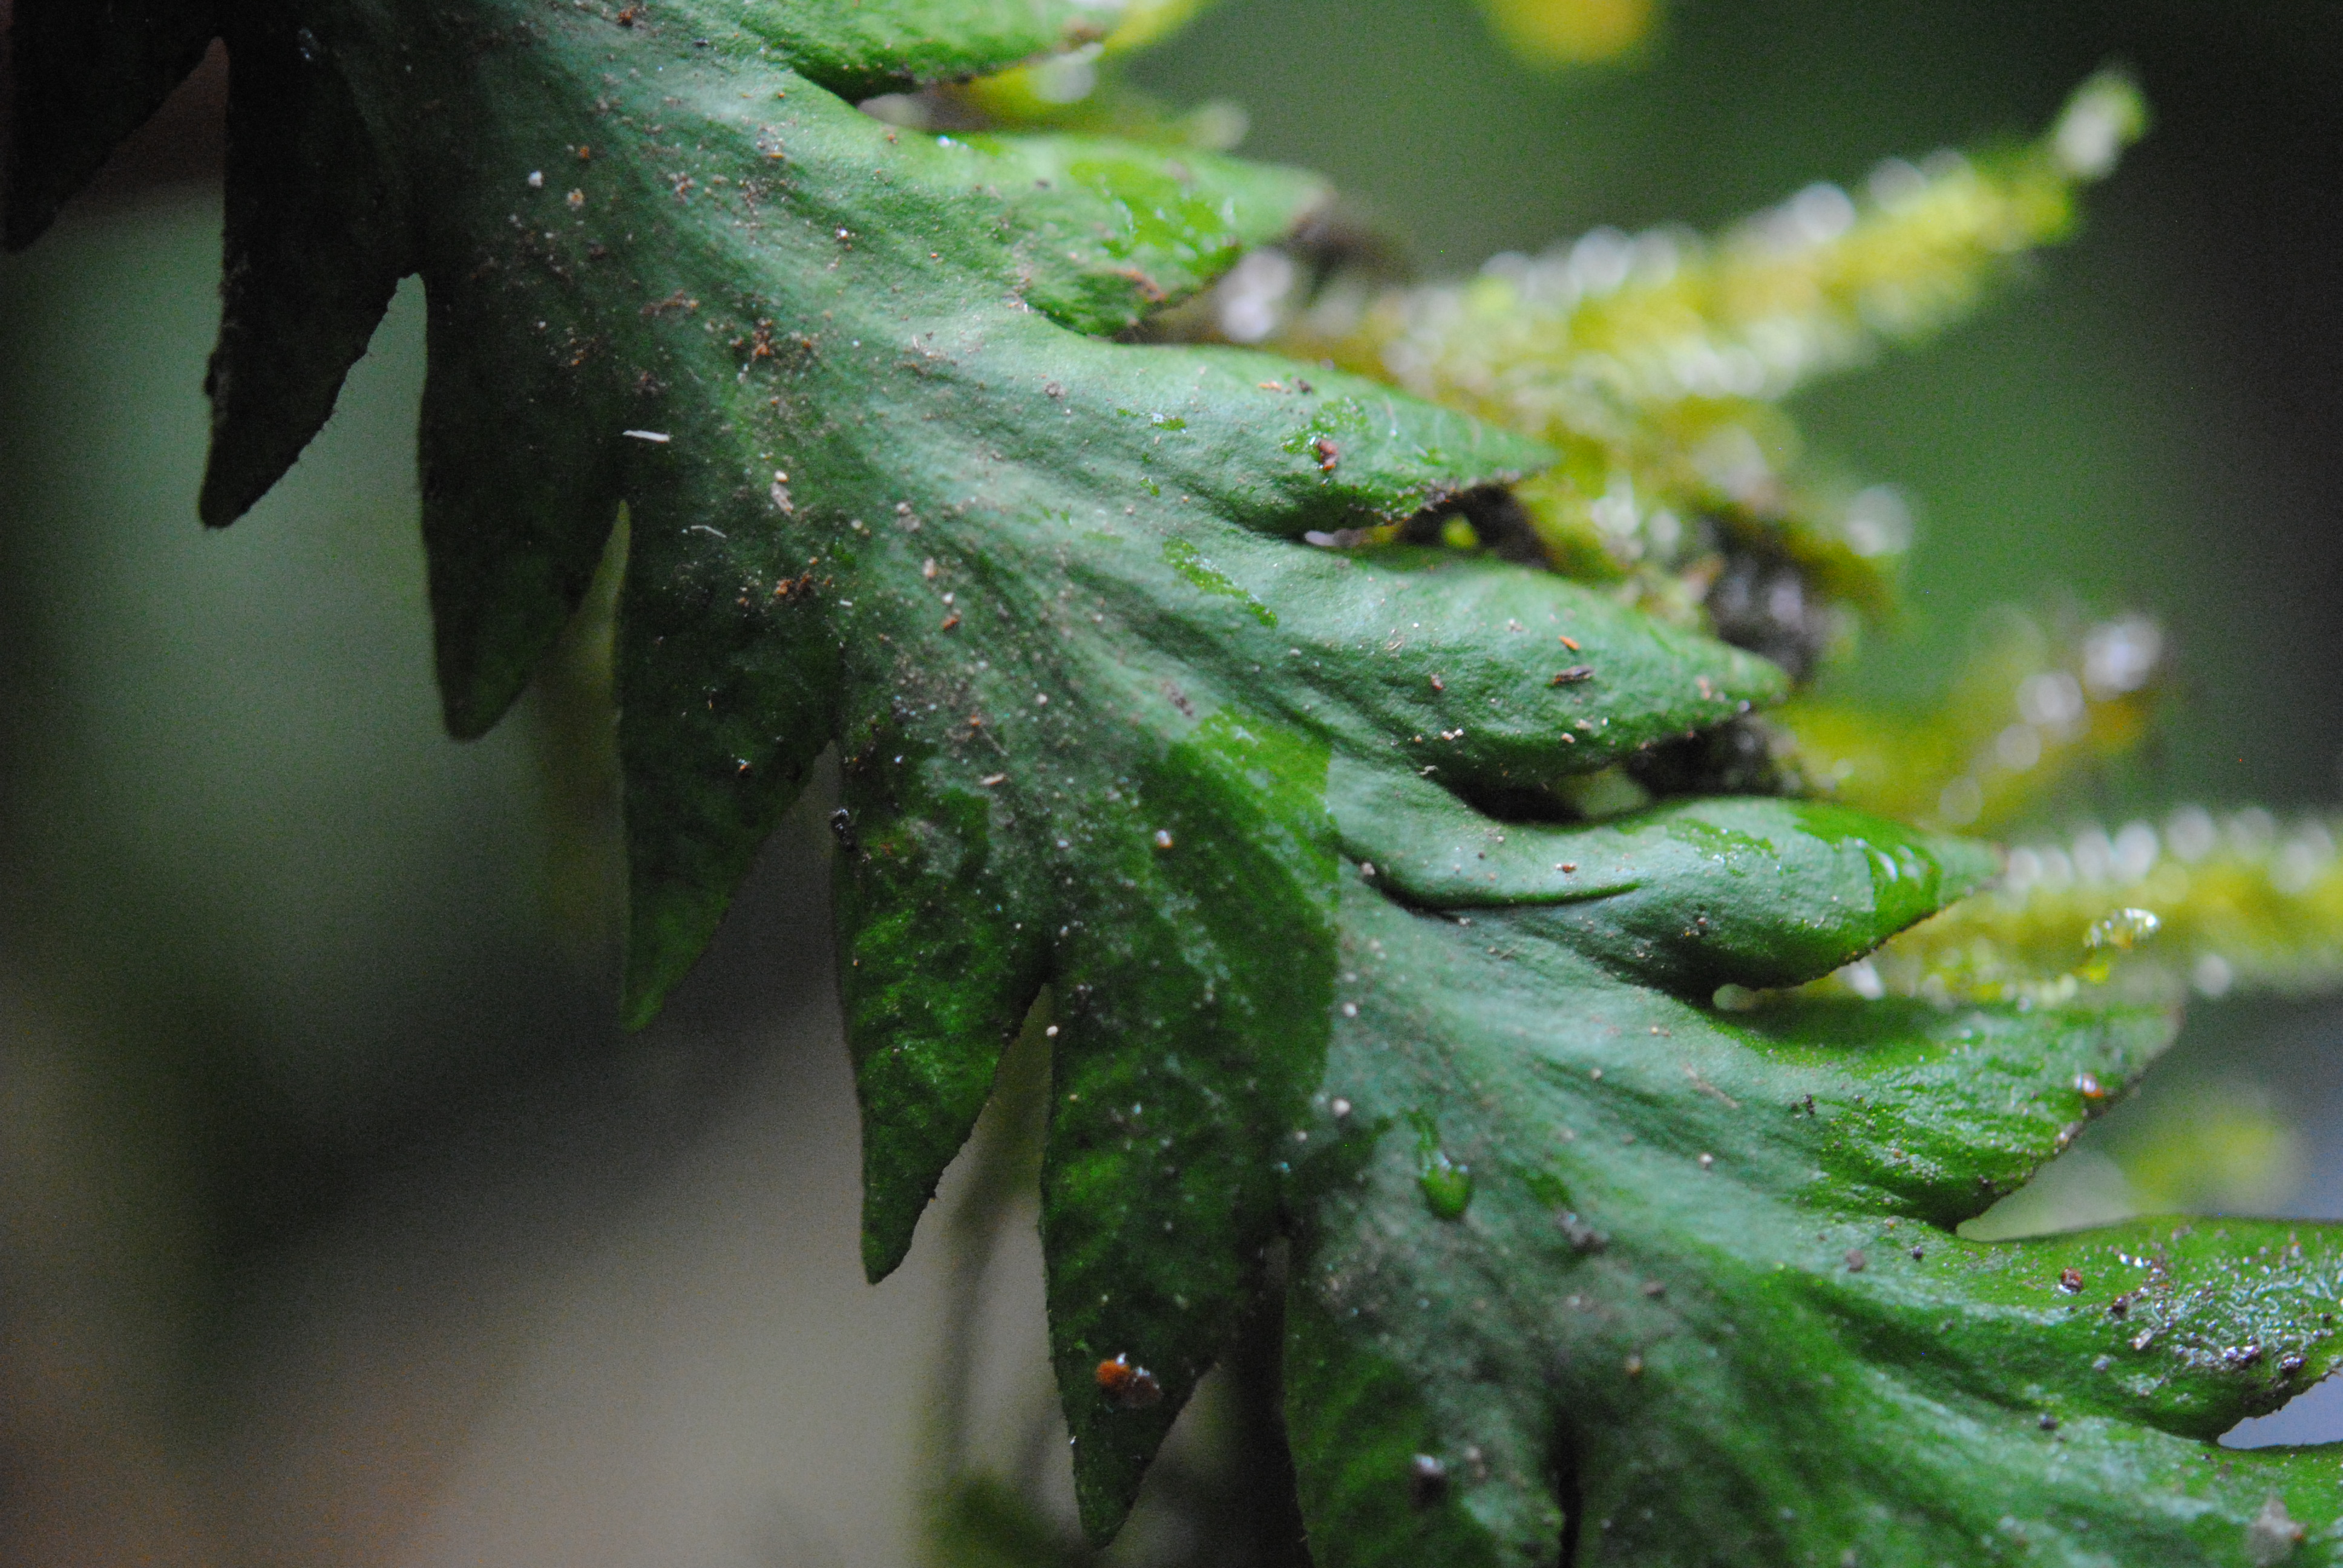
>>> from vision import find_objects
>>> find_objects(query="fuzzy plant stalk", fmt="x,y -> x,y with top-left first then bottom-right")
11,4 -> 2343,1566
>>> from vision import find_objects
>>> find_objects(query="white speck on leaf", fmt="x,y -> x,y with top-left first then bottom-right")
2247,1494 -> 2303,1565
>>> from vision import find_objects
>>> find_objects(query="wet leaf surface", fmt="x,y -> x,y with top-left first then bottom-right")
14,5 -> 2343,1562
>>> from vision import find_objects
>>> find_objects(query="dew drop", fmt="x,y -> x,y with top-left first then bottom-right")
2085,907 -> 2160,951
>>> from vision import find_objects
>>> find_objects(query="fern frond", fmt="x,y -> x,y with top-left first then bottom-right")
1236,73 -> 2148,673
1781,607 -> 2166,831
1820,805 -> 2343,1007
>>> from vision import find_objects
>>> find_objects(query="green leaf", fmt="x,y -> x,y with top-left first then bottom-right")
1283,869 -> 2343,1566
717,0 -> 1133,100
10,0 -> 1575,1534
16,7 -> 2339,1563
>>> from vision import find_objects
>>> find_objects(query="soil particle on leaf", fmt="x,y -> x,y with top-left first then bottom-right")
1556,1212 -> 1608,1253
1095,1354 -> 1162,1410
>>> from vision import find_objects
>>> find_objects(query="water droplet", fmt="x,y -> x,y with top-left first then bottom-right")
1419,1152 -> 1473,1220
2085,907 -> 2160,951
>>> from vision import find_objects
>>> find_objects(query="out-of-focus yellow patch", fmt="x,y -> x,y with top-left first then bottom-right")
1476,0 -> 1657,66
2119,1086 -> 2302,1214
1101,0 -> 1222,56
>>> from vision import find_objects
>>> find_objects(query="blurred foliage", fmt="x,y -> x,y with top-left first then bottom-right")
1474,0 -> 1659,66
1780,604 -> 2165,832
1827,803 -> 2343,1008
2119,1082 -> 2303,1214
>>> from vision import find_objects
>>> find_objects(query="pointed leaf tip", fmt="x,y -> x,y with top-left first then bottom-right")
840,783 -> 1046,1281
198,24 -> 411,527
4,0 -> 217,250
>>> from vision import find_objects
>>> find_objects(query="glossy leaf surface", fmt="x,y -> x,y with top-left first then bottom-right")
13,6 -> 2343,1563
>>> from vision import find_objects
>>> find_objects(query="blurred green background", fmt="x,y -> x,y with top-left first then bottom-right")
9,1 -> 2343,1561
